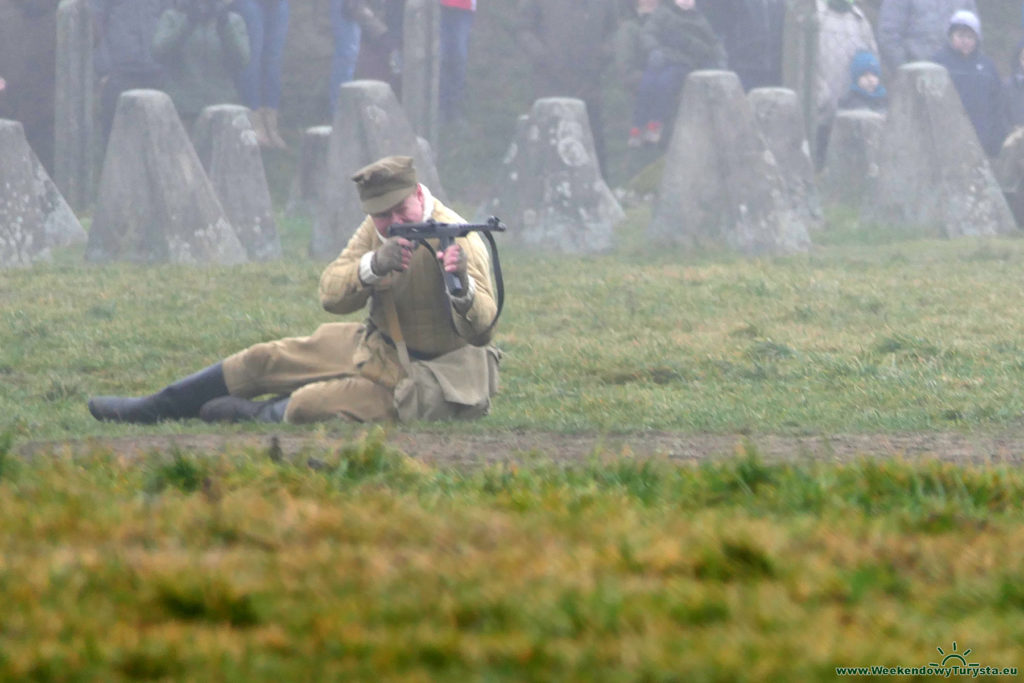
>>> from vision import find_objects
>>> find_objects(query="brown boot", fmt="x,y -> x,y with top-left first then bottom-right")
261,107 -> 287,149
248,108 -> 271,147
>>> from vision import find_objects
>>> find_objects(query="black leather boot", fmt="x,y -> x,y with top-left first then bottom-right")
88,363 -> 229,424
199,396 -> 289,423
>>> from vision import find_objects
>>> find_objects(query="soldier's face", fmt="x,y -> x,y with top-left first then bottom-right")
372,186 -> 426,235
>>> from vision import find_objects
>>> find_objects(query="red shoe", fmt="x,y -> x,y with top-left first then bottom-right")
628,127 -> 643,148
644,121 -> 663,144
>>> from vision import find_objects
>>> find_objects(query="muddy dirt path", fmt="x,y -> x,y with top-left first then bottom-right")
18,429 -> 1024,468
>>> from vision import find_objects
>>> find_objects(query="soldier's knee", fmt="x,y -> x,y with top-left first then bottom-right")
285,378 -> 395,424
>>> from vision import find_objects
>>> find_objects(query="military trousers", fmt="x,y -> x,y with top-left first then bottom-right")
222,322 -> 395,424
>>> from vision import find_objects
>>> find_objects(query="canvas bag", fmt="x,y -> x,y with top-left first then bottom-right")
393,343 -> 501,422
379,288 -> 501,422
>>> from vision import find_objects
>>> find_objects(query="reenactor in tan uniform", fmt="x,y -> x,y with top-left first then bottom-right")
88,155 -> 500,424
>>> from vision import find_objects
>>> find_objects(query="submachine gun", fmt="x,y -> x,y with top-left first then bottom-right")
388,216 -> 506,296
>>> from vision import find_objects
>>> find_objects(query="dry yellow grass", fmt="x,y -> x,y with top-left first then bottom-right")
1,434 -> 1023,680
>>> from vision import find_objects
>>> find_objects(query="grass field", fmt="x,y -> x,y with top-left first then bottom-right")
3,208 -> 1024,680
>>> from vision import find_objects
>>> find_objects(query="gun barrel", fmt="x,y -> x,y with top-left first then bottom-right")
382,217 -> 505,297
387,216 -> 507,238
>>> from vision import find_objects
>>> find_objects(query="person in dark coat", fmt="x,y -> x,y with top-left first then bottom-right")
354,0 -> 404,96
630,0 -> 724,146
930,10 -> 1007,158
0,0 -> 62,171
152,0 -> 250,128
516,0 -> 622,170
1005,38 -> 1024,131
877,0 -> 976,73
698,0 -> 785,91
88,0 -> 168,145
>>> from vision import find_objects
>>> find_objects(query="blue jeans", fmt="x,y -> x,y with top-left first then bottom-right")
231,0 -> 290,109
633,64 -> 686,129
329,0 -> 362,114
440,6 -> 474,122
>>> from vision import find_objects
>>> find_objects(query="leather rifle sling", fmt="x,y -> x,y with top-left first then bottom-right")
378,288 -> 412,373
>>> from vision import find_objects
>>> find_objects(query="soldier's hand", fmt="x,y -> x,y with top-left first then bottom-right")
437,244 -> 468,290
371,237 -> 413,275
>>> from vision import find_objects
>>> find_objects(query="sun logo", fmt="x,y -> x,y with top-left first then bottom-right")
929,641 -> 981,668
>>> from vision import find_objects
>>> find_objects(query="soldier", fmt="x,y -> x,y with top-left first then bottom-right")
88,155 -> 501,424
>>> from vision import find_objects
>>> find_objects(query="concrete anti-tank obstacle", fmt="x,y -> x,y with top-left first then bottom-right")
995,127 -> 1024,228
87,90 -> 246,265
748,87 -> 823,230
193,104 -> 282,261
482,97 -> 623,253
0,119 -> 86,269
1,120 -> 51,268
864,62 -> 1015,238
312,80 -> 446,260
819,109 -> 884,210
286,126 -> 332,219
649,70 -> 812,254
30,137 -> 88,251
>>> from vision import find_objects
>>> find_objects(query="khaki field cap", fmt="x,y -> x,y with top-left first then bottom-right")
351,155 -> 419,214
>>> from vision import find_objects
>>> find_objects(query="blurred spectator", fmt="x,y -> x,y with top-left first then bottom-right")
814,0 -> 878,166
1006,39 -> 1024,130
816,0 -> 877,124
355,0 -> 404,95
152,0 -> 250,128
877,0 -> 976,73
837,49 -> 888,113
516,0 -> 622,170
88,0 -> 167,146
328,0 -> 389,115
439,0 -> 476,124
230,0 -> 290,149
931,10 -> 1006,157
616,0 -> 658,97
0,0 -> 61,171
629,0 -> 724,148
698,0 -> 786,91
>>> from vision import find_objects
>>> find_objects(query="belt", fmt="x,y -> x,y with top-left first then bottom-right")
370,324 -> 440,361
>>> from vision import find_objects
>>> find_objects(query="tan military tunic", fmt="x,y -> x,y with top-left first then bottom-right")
222,187 -> 498,423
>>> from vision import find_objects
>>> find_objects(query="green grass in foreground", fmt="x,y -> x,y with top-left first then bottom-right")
4,209 -> 1024,440
1,432 -> 1023,680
